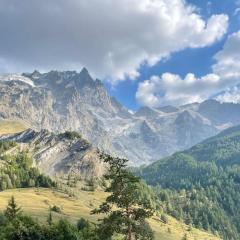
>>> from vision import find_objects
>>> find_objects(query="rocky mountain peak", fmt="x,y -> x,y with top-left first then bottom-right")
134,106 -> 160,118
80,67 -> 90,77
198,99 -> 240,125
1,68 -> 240,166
157,105 -> 179,113
23,70 -> 42,80
73,68 -> 95,87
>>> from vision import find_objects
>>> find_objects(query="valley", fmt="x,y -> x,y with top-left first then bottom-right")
0,70 -> 240,239
0,0 -> 239,239
0,123 -> 222,239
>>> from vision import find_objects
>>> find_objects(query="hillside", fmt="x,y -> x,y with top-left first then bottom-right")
0,132 -> 221,240
139,125 -> 240,186
0,129 -> 104,179
0,120 -> 28,135
136,125 -> 240,239
1,71 -> 240,165
0,188 -> 220,240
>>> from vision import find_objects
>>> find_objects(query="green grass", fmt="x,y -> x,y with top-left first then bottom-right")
0,188 -> 221,240
0,120 -> 28,135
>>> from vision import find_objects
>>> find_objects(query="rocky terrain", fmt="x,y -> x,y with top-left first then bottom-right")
0,129 -> 104,179
0,69 -> 240,165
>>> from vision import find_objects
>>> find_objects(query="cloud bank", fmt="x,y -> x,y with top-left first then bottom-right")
216,85 -> 240,104
0,0 -> 228,83
136,30 -> 240,107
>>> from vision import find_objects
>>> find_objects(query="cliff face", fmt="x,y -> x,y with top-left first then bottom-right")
0,129 -> 105,179
1,69 -> 240,165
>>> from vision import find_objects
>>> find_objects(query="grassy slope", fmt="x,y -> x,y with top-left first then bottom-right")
0,120 -> 28,135
0,188 -> 220,240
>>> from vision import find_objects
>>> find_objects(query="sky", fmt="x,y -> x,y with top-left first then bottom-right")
0,0 -> 239,110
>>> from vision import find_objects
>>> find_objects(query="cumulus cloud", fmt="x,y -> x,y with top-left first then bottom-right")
136,73 -> 222,106
213,31 -> 240,80
216,85 -> 240,104
0,0 -> 228,83
136,30 -> 240,107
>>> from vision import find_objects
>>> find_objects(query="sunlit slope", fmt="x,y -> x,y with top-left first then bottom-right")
0,188 -> 220,240
0,120 -> 28,135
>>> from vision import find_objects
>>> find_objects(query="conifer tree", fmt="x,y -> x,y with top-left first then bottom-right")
4,196 -> 21,221
92,154 -> 154,240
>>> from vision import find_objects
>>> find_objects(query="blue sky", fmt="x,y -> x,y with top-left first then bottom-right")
105,0 -> 240,110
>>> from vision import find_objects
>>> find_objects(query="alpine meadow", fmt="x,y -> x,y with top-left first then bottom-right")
0,0 -> 240,239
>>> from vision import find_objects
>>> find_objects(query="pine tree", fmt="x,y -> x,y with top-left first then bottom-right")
4,196 -> 21,221
92,154 -> 154,240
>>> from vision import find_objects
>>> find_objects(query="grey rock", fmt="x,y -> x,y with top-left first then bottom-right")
0,129 -> 104,179
0,69 -> 240,166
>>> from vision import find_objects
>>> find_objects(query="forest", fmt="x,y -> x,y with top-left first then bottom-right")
137,126 -> 240,239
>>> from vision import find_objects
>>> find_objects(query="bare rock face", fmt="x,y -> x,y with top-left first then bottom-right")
0,129 -> 105,179
1,69 -> 240,166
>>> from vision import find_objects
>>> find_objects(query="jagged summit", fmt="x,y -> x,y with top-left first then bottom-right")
1,68 -> 240,165
80,67 -> 90,76
22,70 -> 42,80
21,68 -> 104,90
134,106 -> 161,118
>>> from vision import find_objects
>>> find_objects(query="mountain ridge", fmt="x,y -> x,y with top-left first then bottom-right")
135,124 -> 240,239
1,68 -> 240,165
0,129 -> 104,179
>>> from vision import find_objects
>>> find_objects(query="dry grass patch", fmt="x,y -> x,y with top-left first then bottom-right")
0,120 -> 28,135
0,188 -> 221,240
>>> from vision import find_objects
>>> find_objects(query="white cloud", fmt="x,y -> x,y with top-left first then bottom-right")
0,0 -> 228,83
213,31 -> 240,80
234,8 -> 240,16
216,86 -> 240,104
136,30 -> 240,107
136,73 -> 221,107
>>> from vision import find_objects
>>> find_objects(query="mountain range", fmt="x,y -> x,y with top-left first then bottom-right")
1,68 -> 240,165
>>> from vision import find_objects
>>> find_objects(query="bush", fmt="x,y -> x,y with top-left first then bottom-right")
50,205 -> 61,213
62,131 -> 82,140
77,218 -> 89,231
0,213 -> 7,225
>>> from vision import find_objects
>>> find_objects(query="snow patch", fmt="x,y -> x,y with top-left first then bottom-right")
0,74 -> 35,87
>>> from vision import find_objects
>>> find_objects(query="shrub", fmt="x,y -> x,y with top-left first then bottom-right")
50,205 -> 61,213
62,131 -> 82,140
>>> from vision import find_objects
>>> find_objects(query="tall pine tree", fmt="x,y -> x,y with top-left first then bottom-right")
92,154 -> 154,240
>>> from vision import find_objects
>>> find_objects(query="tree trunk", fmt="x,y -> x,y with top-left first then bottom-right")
127,223 -> 132,240
126,206 -> 132,240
